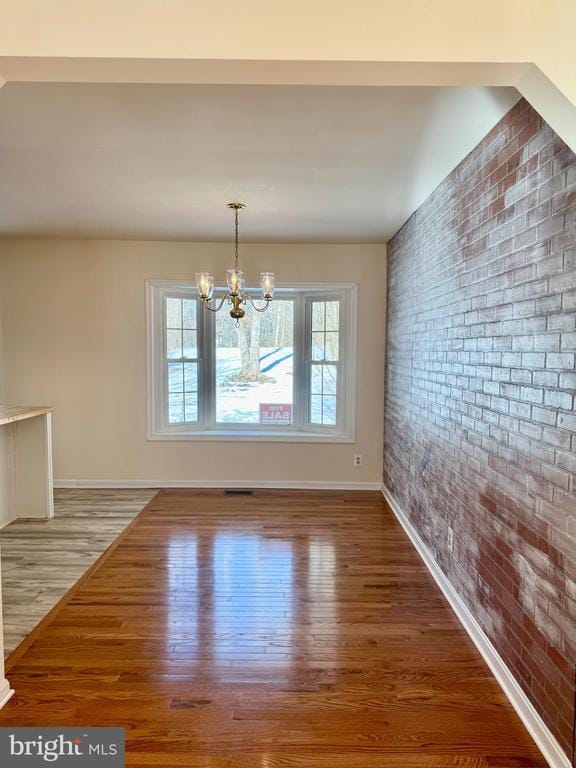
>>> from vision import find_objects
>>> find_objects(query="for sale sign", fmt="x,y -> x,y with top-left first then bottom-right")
260,403 -> 292,426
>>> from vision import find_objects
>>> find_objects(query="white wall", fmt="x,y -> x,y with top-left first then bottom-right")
0,429 -> 15,528
0,0 -> 574,109
0,273 -> 16,527
1,1 -> 575,151
0,239 -> 386,487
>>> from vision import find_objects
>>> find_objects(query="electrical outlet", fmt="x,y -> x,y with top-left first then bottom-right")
447,526 -> 454,552
353,454 -> 362,467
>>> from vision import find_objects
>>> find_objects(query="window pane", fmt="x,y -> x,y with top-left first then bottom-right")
310,394 -> 322,425
215,299 -> 294,424
184,392 -> 198,422
159,286 -> 350,435
168,393 -> 184,424
166,298 -> 182,329
311,332 -> 325,361
182,299 -> 197,330
167,329 -> 182,359
168,362 -> 184,393
184,362 -> 198,393
311,364 -> 323,395
325,331 -> 339,361
323,364 -> 337,395
322,396 -> 337,425
182,330 -> 197,359
325,301 -> 339,331
312,302 -> 325,331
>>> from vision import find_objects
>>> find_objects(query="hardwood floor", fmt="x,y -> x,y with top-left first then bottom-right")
1,489 -> 156,656
0,489 -> 546,767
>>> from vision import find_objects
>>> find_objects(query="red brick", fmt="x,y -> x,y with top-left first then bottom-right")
384,98 -> 576,759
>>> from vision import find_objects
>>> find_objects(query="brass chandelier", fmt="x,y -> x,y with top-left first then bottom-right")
195,203 -> 275,321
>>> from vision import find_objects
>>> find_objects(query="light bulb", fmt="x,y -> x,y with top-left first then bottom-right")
195,272 -> 214,300
260,272 -> 275,299
227,268 -> 244,296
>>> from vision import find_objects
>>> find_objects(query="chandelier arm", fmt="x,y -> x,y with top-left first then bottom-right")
202,294 -> 228,313
245,294 -> 272,313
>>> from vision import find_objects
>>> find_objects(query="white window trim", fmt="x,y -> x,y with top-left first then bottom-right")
146,280 -> 358,443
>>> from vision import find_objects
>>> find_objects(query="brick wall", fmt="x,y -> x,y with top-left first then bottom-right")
384,98 -> 576,758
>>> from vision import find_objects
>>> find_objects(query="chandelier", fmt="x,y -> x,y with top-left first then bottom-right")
195,203 -> 275,322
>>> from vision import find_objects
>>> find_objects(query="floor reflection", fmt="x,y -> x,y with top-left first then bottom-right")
166,533 -> 199,656
164,527 -> 339,680
306,539 -> 338,672
213,533 -> 294,668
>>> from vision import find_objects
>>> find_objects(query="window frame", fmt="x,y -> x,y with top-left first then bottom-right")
164,292 -> 202,426
147,280 -> 357,443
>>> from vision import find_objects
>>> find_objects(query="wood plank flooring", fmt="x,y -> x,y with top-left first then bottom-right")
0,489 -> 546,767
1,489 -> 156,656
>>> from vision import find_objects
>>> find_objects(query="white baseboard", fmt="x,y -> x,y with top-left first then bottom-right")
0,679 -> 14,709
381,483 -> 572,768
54,479 -> 383,491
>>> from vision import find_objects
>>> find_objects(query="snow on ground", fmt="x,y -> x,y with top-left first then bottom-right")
216,347 -> 293,423
169,346 -> 336,425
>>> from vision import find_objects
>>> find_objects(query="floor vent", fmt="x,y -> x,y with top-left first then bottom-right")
223,489 -> 254,496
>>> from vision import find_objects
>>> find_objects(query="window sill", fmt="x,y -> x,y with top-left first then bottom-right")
147,429 -> 355,444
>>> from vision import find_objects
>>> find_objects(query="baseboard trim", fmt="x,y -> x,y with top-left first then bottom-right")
0,679 -> 14,709
54,479 -> 383,491
381,483 -> 571,768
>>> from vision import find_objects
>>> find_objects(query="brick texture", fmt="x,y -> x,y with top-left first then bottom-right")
384,98 -> 576,758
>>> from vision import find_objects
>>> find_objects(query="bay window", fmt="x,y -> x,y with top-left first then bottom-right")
147,281 -> 357,441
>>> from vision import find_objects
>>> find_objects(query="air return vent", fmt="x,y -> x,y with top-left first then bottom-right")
223,489 -> 254,496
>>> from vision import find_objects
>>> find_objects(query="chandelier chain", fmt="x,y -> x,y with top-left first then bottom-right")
234,206 -> 239,270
